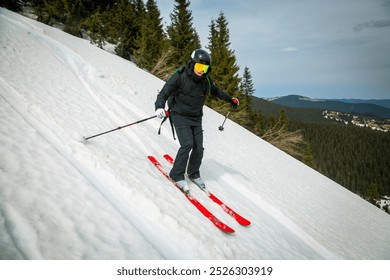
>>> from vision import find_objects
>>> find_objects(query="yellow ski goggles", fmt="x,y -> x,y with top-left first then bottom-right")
194,62 -> 210,73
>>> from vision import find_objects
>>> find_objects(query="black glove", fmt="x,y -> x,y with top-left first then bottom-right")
230,98 -> 239,108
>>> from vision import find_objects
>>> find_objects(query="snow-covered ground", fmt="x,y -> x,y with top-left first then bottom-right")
1,8 -> 389,262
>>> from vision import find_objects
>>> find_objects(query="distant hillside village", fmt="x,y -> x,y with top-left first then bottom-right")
323,110 -> 390,133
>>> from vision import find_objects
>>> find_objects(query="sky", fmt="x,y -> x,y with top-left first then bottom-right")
156,0 -> 390,99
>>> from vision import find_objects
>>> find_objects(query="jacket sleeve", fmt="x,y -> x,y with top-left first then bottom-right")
155,72 -> 180,110
209,78 -> 232,102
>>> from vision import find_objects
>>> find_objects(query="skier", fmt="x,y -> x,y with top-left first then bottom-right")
155,48 -> 239,194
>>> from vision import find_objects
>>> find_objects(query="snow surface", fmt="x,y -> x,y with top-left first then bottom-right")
1,8 -> 389,260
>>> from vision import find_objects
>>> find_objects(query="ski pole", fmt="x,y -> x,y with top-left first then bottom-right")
218,98 -> 239,131
218,107 -> 233,131
84,115 -> 157,140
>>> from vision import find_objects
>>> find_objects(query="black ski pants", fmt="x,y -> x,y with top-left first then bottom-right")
169,125 -> 204,182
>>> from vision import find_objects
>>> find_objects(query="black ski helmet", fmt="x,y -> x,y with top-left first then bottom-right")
191,49 -> 211,66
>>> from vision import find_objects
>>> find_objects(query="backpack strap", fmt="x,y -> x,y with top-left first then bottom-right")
157,67 -> 185,140
175,66 -> 185,75
157,112 -> 176,140
205,76 -> 211,96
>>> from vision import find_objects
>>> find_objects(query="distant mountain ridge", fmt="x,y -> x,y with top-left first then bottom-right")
251,97 -> 326,122
331,99 -> 390,109
267,95 -> 390,118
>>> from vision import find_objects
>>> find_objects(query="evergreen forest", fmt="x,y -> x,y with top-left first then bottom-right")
2,0 -> 389,213
289,121 -> 390,211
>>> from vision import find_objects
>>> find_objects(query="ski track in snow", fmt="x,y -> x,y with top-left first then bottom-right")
1,8 -> 390,260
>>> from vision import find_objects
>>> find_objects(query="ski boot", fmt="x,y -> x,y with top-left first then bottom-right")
176,180 -> 190,195
188,176 -> 206,191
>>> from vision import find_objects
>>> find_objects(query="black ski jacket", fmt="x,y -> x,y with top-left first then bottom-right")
155,66 -> 232,125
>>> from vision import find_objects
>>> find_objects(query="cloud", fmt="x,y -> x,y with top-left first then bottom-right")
280,47 -> 299,52
354,19 -> 390,32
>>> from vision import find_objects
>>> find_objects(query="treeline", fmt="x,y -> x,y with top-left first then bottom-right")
290,121 -> 390,207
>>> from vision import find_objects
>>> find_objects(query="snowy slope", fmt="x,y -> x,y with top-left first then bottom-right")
1,8 -> 389,260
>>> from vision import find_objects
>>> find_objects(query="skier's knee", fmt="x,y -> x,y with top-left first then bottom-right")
181,143 -> 193,153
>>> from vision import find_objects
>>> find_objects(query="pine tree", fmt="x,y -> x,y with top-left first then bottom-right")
30,0 -> 65,26
206,12 -> 240,108
82,10 -> 107,48
133,0 -> 166,71
30,0 -> 88,36
63,0 -> 86,36
111,0 -> 144,60
252,112 -> 265,136
228,66 -> 255,129
240,66 -> 255,112
365,183 -> 380,205
1,0 -> 23,11
303,143 -> 316,168
167,0 -> 201,68
278,108 -> 289,131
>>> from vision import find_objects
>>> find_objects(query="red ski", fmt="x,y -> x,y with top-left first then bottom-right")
147,156 -> 235,234
164,154 -> 251,227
